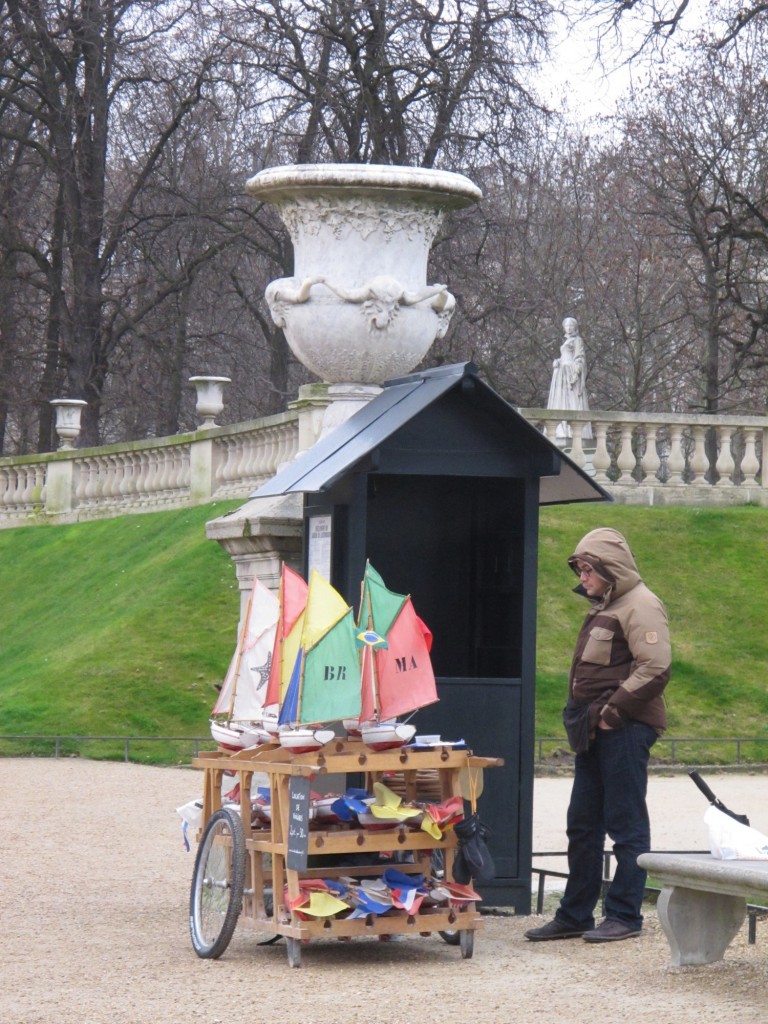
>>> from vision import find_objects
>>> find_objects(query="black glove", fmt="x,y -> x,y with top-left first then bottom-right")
453,813 -> 495,883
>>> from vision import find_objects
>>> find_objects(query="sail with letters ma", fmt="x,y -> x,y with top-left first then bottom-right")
355,562 -> 438,749
277,570 -> 362,752
209,577 -> 279,751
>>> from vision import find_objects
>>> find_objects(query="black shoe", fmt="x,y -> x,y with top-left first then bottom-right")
582,919 -> 641,943
525,918 -> 591,941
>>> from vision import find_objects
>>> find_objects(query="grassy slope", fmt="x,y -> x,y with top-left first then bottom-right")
1,502 -> 767,754
0,503 -> 242,740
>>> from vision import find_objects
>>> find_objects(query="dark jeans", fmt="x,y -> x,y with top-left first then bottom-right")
556,720 -> 657,930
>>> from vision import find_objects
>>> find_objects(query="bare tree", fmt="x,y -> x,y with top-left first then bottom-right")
615,40 -> 768,413
221,0 -> 552,168
0,0 -> 234,446
581,0 -> 768,53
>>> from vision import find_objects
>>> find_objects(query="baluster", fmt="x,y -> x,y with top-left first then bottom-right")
38,465 -> 48,509
741,429 -> 760,486
178,444 -> 191,494
18,466 -> 31,509
170,446 -> 186,498
615,424 -> 636,484
82,457 -> 97,505
281,421 -> 299,468
270,426 -> 288,475
0,468 -> 10,513
72,459 -> 86,507
118,453 -> 133,502
143,449 -> 161,500
211,437 -> 228,494
32,465 -> 46,508
10,468 -> 24,508
166,446 -> 183,497
641,423 -> 661,483
109,455 -> 123,504
243,431 -> 261,485
242,434 -> 255,487
133,451 -> 149,504
569,423 -> 587,469
690,425 -> 710,486
226,437 -> 240,490
252,427 -> 275,482
666,426 -> 686,485
591,422 -> 611,484
157,449 -> 172,501
715,430 -> 736,487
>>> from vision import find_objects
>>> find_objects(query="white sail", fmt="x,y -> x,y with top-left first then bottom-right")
212,578 -> 279,721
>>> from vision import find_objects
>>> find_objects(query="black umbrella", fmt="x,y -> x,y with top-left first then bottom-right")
689,769 -> 750,826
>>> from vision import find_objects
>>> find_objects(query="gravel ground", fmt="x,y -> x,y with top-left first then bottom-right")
2,758 -> 767,1024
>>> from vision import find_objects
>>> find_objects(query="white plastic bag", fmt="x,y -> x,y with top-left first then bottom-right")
176,799 -> 203,829
704,804 -> 768,860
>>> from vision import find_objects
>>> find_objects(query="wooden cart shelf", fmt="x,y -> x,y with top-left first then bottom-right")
190,738 -> 502,966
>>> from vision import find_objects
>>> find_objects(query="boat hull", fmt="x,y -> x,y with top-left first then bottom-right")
360,722 -> 416,750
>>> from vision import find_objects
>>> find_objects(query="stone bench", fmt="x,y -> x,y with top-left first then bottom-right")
638,852 -> 768,965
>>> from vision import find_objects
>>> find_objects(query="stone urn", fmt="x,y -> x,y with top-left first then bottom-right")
50,398 -> 88,450
189,375 -> 231,428
245,164 -> 482,385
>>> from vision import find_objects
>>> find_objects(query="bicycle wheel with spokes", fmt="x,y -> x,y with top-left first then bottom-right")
189,807 -> 245,959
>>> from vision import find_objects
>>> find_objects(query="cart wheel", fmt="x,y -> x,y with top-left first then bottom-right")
439,928 -> 461,946
189,807 -> 245,959
459,929 -> 474,959
285,936 -> 302,968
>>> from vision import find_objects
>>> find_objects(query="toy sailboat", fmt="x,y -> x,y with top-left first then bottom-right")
262,564 -> 309,739
276,569 -> 362,753
353,562 -> 438,750
209,577 -> 279,750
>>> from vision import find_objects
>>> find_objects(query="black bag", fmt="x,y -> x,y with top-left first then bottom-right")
452,812 -> 495,884
562,697 -> 591,754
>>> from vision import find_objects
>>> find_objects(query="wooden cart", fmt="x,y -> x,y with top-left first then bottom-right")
189,737 -> 502,967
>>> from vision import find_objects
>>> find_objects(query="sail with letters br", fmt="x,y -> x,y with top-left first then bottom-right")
262,565 -> 309,737
356,562 -> 438,749
277,570 -> 362,753
209,577 -> 279,751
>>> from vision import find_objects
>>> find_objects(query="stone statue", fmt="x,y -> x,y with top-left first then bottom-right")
547,316 -> 592,441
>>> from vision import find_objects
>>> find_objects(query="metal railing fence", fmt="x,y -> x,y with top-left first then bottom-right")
536,735 -> 768,765
3,734 -> 768,765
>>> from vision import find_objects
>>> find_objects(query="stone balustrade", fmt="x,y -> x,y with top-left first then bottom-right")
2,405 -> 767,528
0,412 -> 298,528
521,409 -> 767,506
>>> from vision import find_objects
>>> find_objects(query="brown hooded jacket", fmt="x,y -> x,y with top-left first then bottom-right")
566,527 -> 671,738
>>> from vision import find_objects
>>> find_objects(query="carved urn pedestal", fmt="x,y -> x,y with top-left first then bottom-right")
245,163 -> 481,387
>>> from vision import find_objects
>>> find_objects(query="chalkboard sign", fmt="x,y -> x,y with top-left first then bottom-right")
286,774 -> 312,871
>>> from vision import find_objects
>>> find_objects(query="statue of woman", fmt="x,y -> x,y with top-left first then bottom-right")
547,317 -> 592,440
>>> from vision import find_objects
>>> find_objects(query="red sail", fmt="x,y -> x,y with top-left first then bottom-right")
374,597 -> 438,720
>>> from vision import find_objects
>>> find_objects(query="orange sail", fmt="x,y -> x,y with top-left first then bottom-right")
265,565 -> 308,709
374,595 -> 438,719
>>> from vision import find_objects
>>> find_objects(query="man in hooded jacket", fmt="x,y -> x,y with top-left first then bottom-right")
525,528 -> 671,944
